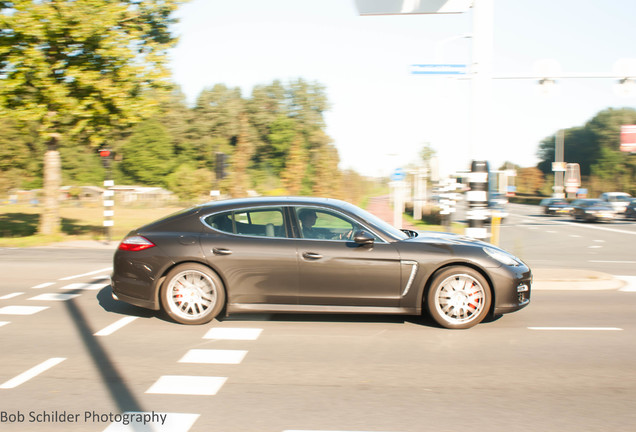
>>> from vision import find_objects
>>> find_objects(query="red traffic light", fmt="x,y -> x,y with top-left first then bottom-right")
99,149 -> 111,157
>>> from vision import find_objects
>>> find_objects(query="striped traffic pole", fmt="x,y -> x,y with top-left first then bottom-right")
103,180 -> 114,242
465,160 -> 489,240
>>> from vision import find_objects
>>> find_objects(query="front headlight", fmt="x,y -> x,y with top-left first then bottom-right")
483,247 -> 520,266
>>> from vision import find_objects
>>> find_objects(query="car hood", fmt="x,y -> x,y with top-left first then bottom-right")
407,231 -> 490,247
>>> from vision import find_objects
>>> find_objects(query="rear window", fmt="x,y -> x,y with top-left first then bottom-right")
203,207 -> 287,238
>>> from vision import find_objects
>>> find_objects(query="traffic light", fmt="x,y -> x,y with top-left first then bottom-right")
99,148 -> 113,169
215,152 -> 227,180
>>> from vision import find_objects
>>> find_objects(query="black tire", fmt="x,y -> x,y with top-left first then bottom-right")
426,266 -> 492,329
160,263 -> 226,325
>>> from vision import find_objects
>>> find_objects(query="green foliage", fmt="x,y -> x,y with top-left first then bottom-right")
537,107 -> 636,195
166,164 -> 214,201
0,0 -> 184,144
119,118 -> 175,185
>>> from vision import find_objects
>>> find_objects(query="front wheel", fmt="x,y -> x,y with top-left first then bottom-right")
426,266 -> 492,329
160,263 -> 226,325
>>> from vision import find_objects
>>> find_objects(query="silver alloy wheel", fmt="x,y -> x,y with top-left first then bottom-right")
165,270 -> 217,321
433,273 -> 486,326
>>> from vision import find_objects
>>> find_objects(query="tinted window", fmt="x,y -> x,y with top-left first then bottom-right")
295,206 -> 379,241
204,207 -> 287,238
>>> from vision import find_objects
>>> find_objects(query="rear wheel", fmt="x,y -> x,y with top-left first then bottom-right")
160,263 -> 225,325
426,266 -> 491,329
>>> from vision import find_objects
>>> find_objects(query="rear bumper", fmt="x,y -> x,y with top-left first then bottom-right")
111,274 -> 161,310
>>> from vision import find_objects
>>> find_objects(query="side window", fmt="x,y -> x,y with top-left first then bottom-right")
204,208 -> 286,238
296,207 -> 368,241
206,211 -> 233,234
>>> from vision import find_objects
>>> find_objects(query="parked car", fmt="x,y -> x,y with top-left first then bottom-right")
111,197 -> 531,329
571,199 -> 616,222
599,192 -> 632,214
625,198 -> 636,220
539,198 -> 573,215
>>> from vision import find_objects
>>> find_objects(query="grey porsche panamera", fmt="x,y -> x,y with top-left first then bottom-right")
111,197 -> 531,329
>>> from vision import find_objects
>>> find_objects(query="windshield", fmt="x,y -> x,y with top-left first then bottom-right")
341,202 -> 409,241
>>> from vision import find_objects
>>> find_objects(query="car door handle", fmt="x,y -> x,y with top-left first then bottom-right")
302,252 -> 323,260
213,248 -> 233,256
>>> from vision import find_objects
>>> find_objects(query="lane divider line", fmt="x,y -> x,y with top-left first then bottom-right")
0,292 -> 24,300
0,305 -> 49,315
528,327 -> 623,331
60,282 -> 107,291
0,357 -> 66,389
0,321 -> 9,328
28,293 -> 80,301
145,376 -> 227,396
94,317 -> 138,336
178,349 -> 247,364
32,282 -> 55,289
203,327 -> 263,340
59,267 -> 112,281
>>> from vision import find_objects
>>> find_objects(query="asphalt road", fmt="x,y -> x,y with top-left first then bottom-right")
1,204 -> 635,432
497,203 -> 636,275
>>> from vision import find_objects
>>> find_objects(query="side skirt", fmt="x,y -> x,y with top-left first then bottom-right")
227,303 -> 419,316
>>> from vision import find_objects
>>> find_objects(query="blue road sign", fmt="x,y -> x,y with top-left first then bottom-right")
391,168 -> 406,181
411,64 -> 467,75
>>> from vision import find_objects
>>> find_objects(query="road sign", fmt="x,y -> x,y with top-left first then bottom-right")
356,0 -> 472,15
411,64 -> 468,75
390,168 -> 406,181
620,125 -> 636,153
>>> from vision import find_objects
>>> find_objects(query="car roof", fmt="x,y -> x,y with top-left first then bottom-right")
197,196 -> 352,211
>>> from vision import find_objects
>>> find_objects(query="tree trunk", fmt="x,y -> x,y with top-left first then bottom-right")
39,136 -> 61,235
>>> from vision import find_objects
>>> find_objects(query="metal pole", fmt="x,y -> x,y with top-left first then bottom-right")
466,160 -> 489,239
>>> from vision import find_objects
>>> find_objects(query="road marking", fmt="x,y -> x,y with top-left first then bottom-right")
59,267 -> 112,281
520,217 -> 636,235
0,321 -> 9,328
590,260 -> 636,264
179,349 -> 247,364
32,282 -> 55,289
28,293 -> 80,301
588,245 -> 602,249
0,305 -> 49,315
0,357 -> 66,389
528,327 -> 623,331
60,282 -> 106,291
146,376 -> 227,396
569,234 -> 581,238
203,327 -> 263,340
103,412 -> 199,432
94,317 -> 138,336
0,292 -> 24,300
617,276 -> 636,292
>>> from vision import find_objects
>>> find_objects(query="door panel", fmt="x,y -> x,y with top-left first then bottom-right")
297,240 -> 402,307
200,206 -> 298,305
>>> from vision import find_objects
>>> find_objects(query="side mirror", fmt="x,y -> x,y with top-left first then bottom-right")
353,230 -> 374,245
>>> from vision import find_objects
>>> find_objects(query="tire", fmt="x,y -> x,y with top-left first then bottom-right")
426,266 -> 492,329
160,263 -> 226,325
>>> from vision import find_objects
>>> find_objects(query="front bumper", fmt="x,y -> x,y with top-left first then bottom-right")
490,264 -> 532,315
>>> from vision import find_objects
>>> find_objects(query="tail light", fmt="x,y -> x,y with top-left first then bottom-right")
118,236 -> 155,251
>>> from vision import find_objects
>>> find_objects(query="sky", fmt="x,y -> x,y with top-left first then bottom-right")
169,0 -> 636,178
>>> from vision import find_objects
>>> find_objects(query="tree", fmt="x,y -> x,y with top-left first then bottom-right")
119,118 -> 175,185
227,113 -> 254,197
0,0 -> 184,234
516,167 -> 545,195
537,108 -> 636,185
281,135 -> 308,195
